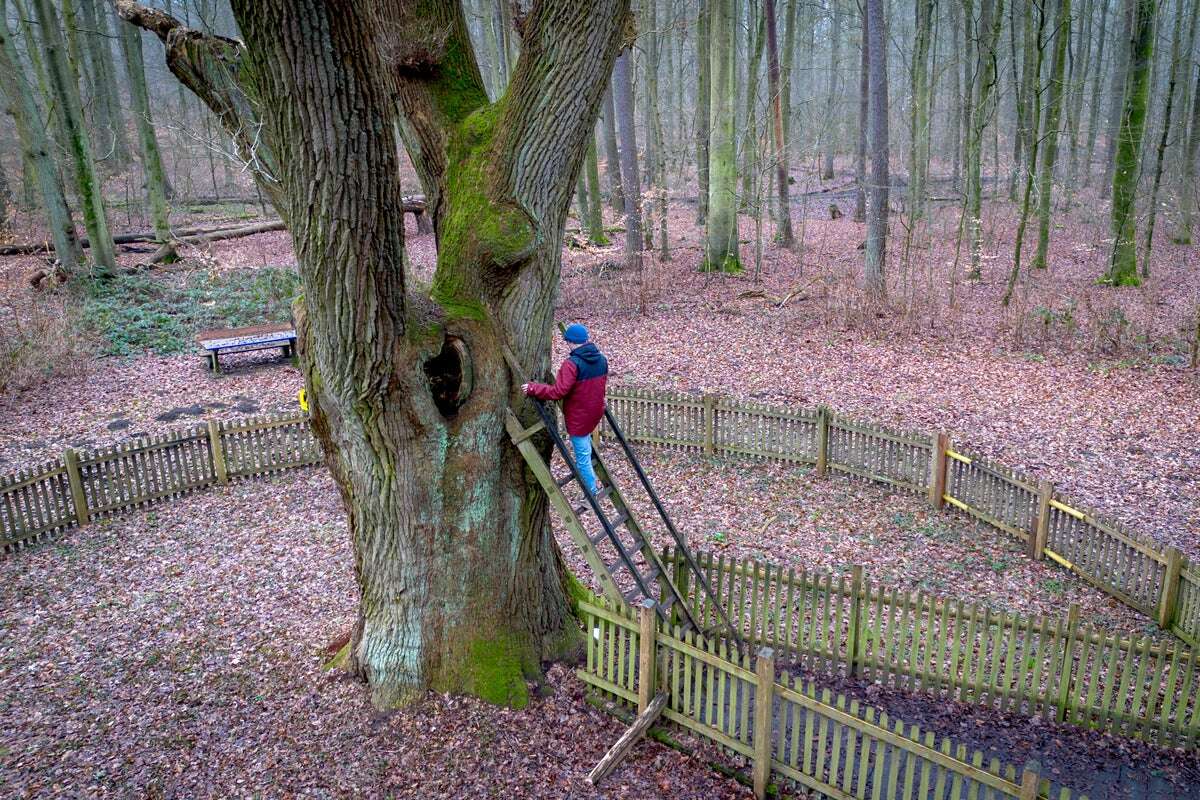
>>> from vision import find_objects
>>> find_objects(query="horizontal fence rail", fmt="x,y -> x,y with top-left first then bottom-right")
2,386 -> 1195,651
578,597 -> 1078,800
663,547 -> 1200,749
1,414 -> 322,551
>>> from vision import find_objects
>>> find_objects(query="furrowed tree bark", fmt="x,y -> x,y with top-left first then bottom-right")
703,0 -> 741,272
0,0 -> 83,273
34,0 -> 117,275
118,0 -> 630,709
1106,0 -> 1154,285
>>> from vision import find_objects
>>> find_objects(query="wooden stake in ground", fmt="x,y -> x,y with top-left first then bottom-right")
586,692 -> 667,786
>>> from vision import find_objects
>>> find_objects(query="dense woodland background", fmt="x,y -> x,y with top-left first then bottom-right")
0,0 -> 1198,333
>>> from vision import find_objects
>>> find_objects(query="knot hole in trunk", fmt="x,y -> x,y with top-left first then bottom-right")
424,336 -> 473,417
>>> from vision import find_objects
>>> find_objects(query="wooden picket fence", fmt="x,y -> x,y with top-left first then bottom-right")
578,596 -> 1081,800
659,547 -> 1200,749
604,388 -> 1200,646
0,414 -> 321,550
3,386 -> 1197,652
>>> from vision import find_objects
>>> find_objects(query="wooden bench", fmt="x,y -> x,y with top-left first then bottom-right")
196,322 -> 296,374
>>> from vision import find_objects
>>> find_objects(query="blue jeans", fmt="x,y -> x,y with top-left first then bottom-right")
569,434 -> 600,495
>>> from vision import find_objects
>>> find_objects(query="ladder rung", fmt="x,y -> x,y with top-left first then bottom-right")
622,586 -> 645,605
572,487 -> 612,517
555,473 -> 576,488
588,513 -> 631,545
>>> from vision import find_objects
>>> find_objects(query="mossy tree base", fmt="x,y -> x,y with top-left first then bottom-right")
699,255 -> 744,274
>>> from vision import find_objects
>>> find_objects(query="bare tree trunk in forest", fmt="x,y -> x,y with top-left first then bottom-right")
602,87 -> 625,211
120,0 -> 630,709
780,0 -> 798,157
765,0 -> 794,247
0,0 -> 82,272
1180,63 -> 1200,243
1102,0 -> 1135,191
696,0 -> 712,224
1064,0 -> 1095,185
118,20 -> 171,248
741,6 -> 766,216
1083,0 -> 1111,186
644,0 -> 670,258
1106,0 -> 1154,285
1139,0 -> 1189,271
949,0 -> 963,188
1003,0 -> 1047,305
864,0 -> 888,300
703,0 -> 742,271
908,0 -> 934,224
855,5 -> 868,222
965,0 -> 1004,280
33,0 -> 115,275
584,137 -> 609,245
77,0 -> 132,168
1033,0 -> 1071,269
0,152 -> 12,233
823,0 -> 841,179
613,51 -> 644,274
1010,0 -> 1038,201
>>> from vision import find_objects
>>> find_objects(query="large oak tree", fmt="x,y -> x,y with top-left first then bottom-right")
115,0 -> 631,708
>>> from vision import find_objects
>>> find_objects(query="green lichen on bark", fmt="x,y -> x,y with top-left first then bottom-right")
444,630 -> 538,709
432,102 -> 538,320
1106,0 -> 1155,287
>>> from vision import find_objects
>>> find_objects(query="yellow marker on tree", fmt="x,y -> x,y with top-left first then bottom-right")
298,388 -> 308,412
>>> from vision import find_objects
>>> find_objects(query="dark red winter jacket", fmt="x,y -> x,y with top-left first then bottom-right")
526,343 -> 608,436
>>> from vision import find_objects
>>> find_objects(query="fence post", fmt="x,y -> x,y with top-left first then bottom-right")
208,420 -> 228,484
1018,760 -> 1041,800
638,599 -> 657,713
847,565 -> 863,676
63,449 -> 89,526
816,407 -> 830,476
1158,547 -> 1184,630
1054,603 -> 1081,723
753,647 -> 775,800
703,394 -> 716,456
1029,480 -> 1053,560
928,432 -> 949,509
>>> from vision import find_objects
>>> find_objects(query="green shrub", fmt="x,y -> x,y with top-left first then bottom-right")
82,267 -> 301,356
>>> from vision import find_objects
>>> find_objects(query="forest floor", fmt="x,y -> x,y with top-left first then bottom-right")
1,173 -> 1199,796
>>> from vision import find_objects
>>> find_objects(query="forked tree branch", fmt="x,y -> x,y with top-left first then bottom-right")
110,0 -> 285,215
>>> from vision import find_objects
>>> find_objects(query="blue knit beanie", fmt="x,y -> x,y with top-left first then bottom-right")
563,323 -> 589,344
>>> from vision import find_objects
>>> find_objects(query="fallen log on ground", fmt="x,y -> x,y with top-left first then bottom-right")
143,219 -> 289,265
2,219 -> 277,256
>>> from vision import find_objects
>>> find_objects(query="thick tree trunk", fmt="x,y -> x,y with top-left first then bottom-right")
780,0 -> 799,159
864,0 -> 889,300
613,51 -> 644,274
119,0 -> 629,709
1102,0 -> 1135,192
644,0 -> 670,259
0,0 -> 83,273
908,0 -> 934,223
1033,0 -> 1071,269
118,20 -> 171,246
0,154 -> 11,233
949,0 -> 963,189
765,0 -> 794,247
33,0 -> 116,274
1106,0 -> 1154,285
739,7 -> 765,214
1064,0 -> 1096,186
703,0 -> 741,272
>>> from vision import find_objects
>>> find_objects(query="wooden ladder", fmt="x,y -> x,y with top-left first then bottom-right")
505,398 -> 739,644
